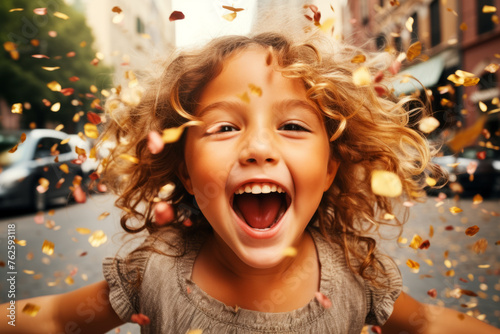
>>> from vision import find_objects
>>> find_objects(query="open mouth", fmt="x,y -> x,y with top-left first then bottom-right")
231,183 -> 291,231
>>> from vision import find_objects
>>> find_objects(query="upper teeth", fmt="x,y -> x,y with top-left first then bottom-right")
235,183 -> 285,195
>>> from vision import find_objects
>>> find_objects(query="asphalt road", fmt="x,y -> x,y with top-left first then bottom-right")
1,193 -> 499,332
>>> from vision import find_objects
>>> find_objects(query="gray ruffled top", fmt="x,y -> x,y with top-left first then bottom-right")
102,227 -> 402,333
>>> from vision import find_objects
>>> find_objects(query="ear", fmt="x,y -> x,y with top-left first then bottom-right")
323,159 -> 339,192
177,161 -> 194,195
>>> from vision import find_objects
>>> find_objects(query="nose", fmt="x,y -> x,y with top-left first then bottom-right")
238,129 -> 279,166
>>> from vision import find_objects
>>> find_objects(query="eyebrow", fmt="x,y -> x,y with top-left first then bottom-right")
196,98 -> 321,120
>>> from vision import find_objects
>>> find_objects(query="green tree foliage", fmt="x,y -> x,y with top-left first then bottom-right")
0,0 -> 112,131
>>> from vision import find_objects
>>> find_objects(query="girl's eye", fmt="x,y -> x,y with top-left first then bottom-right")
217,125 -> 238,133
279,123 -> 309,132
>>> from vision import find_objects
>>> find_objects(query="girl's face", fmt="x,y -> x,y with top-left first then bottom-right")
182,48 -> 338,269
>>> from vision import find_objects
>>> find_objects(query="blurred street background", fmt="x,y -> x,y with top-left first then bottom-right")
1,0 -> 499,332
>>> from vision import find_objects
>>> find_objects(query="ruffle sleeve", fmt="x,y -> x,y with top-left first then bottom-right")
364,254 -> 403,326
102,248 -> 150,322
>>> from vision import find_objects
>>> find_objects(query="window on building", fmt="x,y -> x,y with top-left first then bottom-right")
410,12 -> 419,44
477,0 -> 495,35
394,35 -> 403,52
361,0 -> 369,25
429,0 -> 441,47
136,17 -> 145,34
376,34 -> 387,50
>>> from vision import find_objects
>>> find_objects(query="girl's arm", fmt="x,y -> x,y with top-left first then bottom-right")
382,292 -> 500,334
1,280 -> 124,333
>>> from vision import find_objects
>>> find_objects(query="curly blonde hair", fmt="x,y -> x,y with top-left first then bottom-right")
98,31 -> 442,285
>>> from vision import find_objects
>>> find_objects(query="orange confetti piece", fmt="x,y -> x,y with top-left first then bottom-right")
371,170 -> 402,197
11,103 -> 22,114
4,41 -> 17,52
429,225 -> 434,238
352,67 -> 371,86
162,121 -> 203,144
222,12 -> 237,21
22,303 -> 40,317
131,313 -> 151,326
222,5 -> 245,12
465,225 -> 479,236
460,22 -> 468,31
447,116 -> 487,152
14,239 -> 26,246
409,234 -> 423,249
445,269 -> 455,277
449,206 -> 463,214
248,83 -> 262,96
73,185 -> 86,203
427,288 -> 437,298
98,212 -> 110,220
59,164 -> 69,174
473,239 -> 488,254
350,54 -> 366,63
425,177 -> 437,187
111,6 -> 122,13
406,41 -> 421,61
406,259 -> 420,270
472,194 -> 483,204
42,240 -> 54,255
88,230 -> 107,247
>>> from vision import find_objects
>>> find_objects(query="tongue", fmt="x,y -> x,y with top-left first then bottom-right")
234,193 -> 282,229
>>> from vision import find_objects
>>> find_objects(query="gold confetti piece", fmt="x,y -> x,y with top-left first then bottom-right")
84,123 -> 99,139
352,67 -> 371,86
11,103 -> 23,114
162,121 -> 203,144
319,18 -> 335,33
429,225 -> 434,238
445,269 -> 455,277
371,170 -> 402,197
237,91 -> 250,104
98,212 -> 110,220
405,16 -> 414,32
460,22 -> 468,30
478,264 -> 490,269
222,5 -> 244,12
482,5 -> 497,13
406,41 -> 421,62
479,101 -> 488,112
398,236 -> 407,244
248,84 -> 262,96
53,11 -> 69,20
14,239 -> 26,246
119,154 -> 139,164
485,63 -> 499,73
449,206 -> 463,214
65,276 -> 74,285
383,213 -> 395,220
23,270 -> 35,274
409,234 -> 423,249
222,12 -> 237,21
42,66 -> 60,71
444,259 -> 452,268
282,247 -> 297,257
419,116 -> 440,133
425,177 -> 437,187
89,230 -> 107,247
9,8 -> 24,12
424,259 -> 434,266
50,103 -> 61,112
447,8 -> 458,16
406,259 -> 420,270
42,240 -> 54,255
350,54 -> 366,63
22,303 -> 40,317
47,81 -> 61,91
58,164 -> 69,174
186,329 -> 203,334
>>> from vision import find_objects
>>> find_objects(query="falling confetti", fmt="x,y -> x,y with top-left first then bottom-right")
248,84 -> 262,96
53,12 -> 69,20
169,11 -> 185,21
465,225 -> 480,236
11,103 -> 22,114
88,230 -> 107,247
84,123 -> 99,139
97,212 -> 110,220
406,41 -> 422,61
482,5 -> 497,13
409,234 -> 423,249
419,117 -> 440,133
119,154 -> 139,164
42,240 -> 54,255
406,259 -> 420,270
162,121 -> 203,144
22,303 -> 41,317
371,170 -> 402,197
186,330 -> 203,334
33,8 -> 47,15
222,12 -> 237,21
131,313 -> 150,325
315,291 -> 332,308
352,67 -> 371,86
449,206 -> 463,214
76,227 -> 91,234
350,54 -> 366,63
47,81 -> 62,92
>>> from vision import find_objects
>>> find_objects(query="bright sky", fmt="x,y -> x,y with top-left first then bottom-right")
171,0 -> 257,48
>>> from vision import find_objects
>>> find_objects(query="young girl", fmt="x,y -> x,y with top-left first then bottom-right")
2,29 -> 500,334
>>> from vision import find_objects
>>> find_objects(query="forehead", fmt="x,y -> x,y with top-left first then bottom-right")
196,48 -> 308,108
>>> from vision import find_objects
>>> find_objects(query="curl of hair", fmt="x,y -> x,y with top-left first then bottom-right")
98,30 -> 444,288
